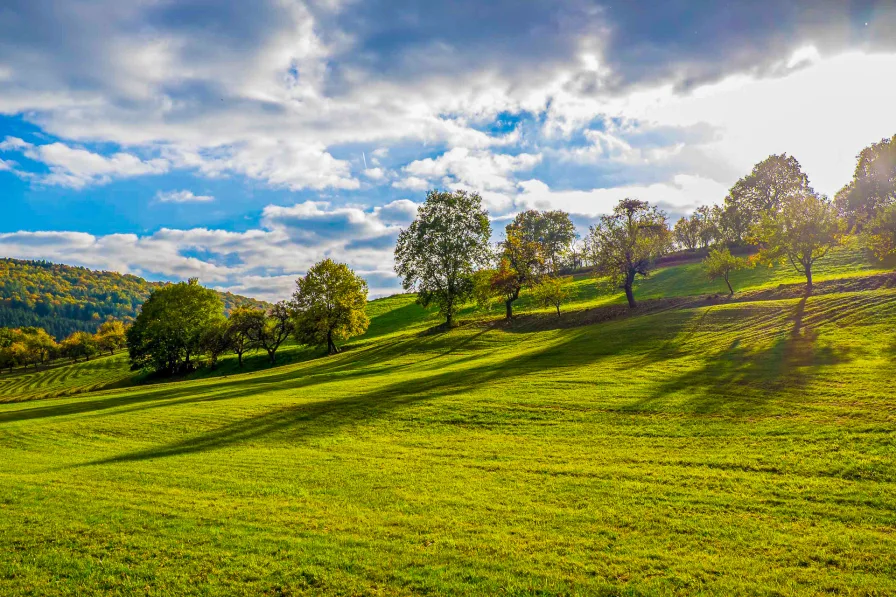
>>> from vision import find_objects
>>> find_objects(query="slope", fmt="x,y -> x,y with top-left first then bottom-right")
0,249 -> 895,595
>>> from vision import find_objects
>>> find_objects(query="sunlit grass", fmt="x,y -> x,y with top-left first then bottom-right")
1,242 -> 894,595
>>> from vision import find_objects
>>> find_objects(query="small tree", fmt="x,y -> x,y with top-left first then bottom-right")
63,331 -> 98,362
470,268 -> 498,312
225,307 -> 258,367
588,199 -> 671,308
703,247 -> 748,295
727,153 -> 813,229
673,215 -> 700,250
245,302 -> 294,365
532,276 -> 571,317
755,193 -> 841,290
491,224 -> 544,320
95,321 -> 127,355
292,259 -> 369,355
22,328 -> 58,365
395,189 -> 492,326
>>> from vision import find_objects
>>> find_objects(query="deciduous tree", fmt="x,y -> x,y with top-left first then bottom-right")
292,259 -> 369,355
95,320 -> 127,355
532,276 -> 571,317
492,223 -> 544,320
225,307 -> 258,367
394,190 -> 492,326
126,279 -> 225,373
703,248 -> 748,295
588,199 -> 671,308
835,134 -> 896,230
244,302 -> 294,365
727,154 -> 813,229
755,193 -> 841,290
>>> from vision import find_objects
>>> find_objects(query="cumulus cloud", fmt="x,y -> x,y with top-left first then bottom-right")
0,136 -> 168,188
156,190 -> 214,203
401,148 -> 541,193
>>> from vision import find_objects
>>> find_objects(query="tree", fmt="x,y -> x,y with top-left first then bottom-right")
755,193 -> 841,290
95,320 -> 127,355
62,331 -> 98,362
292,260 -> 369,355
22,327 -> 58,365
225,307 -> 258,367
200,320 -> 231,368
694,205 -> 719,248
470,268 -> 498,312
726,154 -> 813,229
835,135 -> 896,230
126,279 -> 225,373
588,199 -> 671,308
673,215 -> 701,250
712,201 -> 751,245
244,302 -> 294,364
394,190 -> 492,326
532,276 -> 571,317
703,248 -> 748,295
862,203 -> 896,260
492,221 -> 545,320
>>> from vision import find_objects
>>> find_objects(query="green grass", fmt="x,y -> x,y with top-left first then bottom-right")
1,244 -> 895,595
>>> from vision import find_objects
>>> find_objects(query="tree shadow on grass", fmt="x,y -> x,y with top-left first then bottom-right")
625,297 -> 855,414
75,356 -> 518,467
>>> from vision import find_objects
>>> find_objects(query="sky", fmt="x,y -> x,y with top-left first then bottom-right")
1,1 -> 895,301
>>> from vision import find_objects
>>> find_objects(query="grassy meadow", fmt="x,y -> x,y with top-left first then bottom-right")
1,247 -> 896,595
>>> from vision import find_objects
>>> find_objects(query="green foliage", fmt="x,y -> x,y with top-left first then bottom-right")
224,307 -> 259,367
588,198 -> 671,307
292,259 -> 369,355
200,320 -> 231,368
0,258 -> 269,339
755,193 -> 842,289
61,330 -> 98,362
726,154 -> 813,232
492,217 -> 547,319
243,302 -> 294,364
835,134 -> 896,230
126,279 -> 225,373
531,275 -> 571,316
702,247 -> 749,294
95,320 -> 127,355
862,202 -> 896,260
395,189 -> 492,326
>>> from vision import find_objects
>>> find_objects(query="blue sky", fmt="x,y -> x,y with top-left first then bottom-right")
1,0 -> 895,300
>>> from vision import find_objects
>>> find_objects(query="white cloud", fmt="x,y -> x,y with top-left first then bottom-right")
156,190 -> 214,203
0,136 -> 169,188
401,148 -> 542,193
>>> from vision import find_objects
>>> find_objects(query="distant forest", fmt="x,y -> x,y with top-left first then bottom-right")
0,259 -> 270,339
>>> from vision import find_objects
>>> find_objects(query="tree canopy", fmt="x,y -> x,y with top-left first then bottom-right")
394,190 -> 492,326
755,193 -> 841,289
726,154 -> 813,230
703,248 -> 749,295
293,259 -> 369,355
588,199 -> 670,308
126,279 -> 225,373
835,134 -> 896,230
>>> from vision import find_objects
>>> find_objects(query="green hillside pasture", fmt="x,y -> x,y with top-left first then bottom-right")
1,287 -> 895,595
0,352 -> 134,403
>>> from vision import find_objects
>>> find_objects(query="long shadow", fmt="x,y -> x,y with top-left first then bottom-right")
76,351 -> 522,467
625,296 -> 854,414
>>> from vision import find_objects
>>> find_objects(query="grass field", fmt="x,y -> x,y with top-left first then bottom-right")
1,247 -> 895,595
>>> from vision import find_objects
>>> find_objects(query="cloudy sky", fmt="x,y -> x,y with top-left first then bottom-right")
1,1 -> 895,301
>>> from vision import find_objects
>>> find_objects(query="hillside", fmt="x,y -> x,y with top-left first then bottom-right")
1,244 -> 895,595
0,258 -> 271,339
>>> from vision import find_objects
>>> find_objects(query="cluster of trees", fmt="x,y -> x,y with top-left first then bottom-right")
126,261 -> 370,375
0,320 -> 127,373
396,135 -> 896,318
395,191 -> 578,323
0,258 -> 270,339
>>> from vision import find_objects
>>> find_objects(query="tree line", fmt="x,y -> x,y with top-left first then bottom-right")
394,134 -> 895,321
0,320 -> 127,372
125,259 -> 370,375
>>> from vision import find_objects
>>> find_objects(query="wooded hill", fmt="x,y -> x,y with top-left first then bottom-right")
0,258 -> 270,339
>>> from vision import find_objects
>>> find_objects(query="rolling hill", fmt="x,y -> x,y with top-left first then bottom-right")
0,258 -> 271,339
1,243 -> 895,595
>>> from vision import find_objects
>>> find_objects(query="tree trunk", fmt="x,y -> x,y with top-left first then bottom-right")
725,273 -> 733,295
505,298 -> 513,320
805,263 -> 813,291
555,305 -> 561,317
446,311 -> 453,327
268,349 -> 276,365
237,350 -> 243,367
327,330 -> 340,355
624,283 -> 636,308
